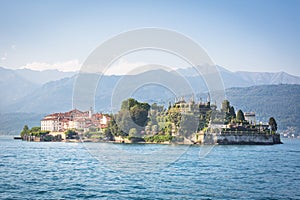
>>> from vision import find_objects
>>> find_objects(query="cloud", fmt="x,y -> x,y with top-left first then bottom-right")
18,58 -> 176,74
104,58 -> 149,75
20,59 -> 81,72
102,58 -> 183,75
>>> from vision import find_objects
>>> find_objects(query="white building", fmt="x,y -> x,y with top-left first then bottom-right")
41,117 -> 60,131
41,109 -> 111,132
244,112 -> 256,125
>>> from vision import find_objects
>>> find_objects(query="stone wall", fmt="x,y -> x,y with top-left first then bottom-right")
213,133 -> 282,145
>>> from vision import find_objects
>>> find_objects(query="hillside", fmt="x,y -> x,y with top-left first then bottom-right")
0,67 -> 39,108
0,113 -> 45,135
0,84 -> 299,135
1,66 -> 300,113
8,77 -> 75,114
226,84 -> 300,132
1,66 -> 299,135
14,68 -> 75,85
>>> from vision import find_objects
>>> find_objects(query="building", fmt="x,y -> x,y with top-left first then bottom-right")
40,116 -> 60,132
244,112 -> 256,125
172,96 -> 212,114
41,109 -> 111,132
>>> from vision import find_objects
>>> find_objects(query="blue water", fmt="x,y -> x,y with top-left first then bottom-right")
0,137 -> 299,199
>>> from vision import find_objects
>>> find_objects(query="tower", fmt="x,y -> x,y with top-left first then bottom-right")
89,107 -> 93,118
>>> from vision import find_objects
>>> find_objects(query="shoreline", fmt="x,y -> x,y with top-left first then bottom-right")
15,133 -> 283,145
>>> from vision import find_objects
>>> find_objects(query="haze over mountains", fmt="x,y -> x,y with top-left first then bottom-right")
0,66 -> 299,134
1,65 -> 300,113
0,67 -> 75,110
178,66 -> 300,88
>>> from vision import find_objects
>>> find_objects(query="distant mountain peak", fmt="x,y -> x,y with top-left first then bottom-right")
1,65 -> 300,114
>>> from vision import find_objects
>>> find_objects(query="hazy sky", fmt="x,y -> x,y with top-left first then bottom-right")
0,0 -> 299,75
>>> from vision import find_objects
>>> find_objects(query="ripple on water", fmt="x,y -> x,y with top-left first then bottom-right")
0,137 -> 299,199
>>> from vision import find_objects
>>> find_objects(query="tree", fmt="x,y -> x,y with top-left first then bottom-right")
179,113 -> 198,138
30,126 -> 41,136
130,105 -> 149,127
39,131 -> 50,136
30,126 -> 41,132
269,117 -> 277,132
229,106 -> 236,119
236,109 -> 245,122
163,122 -> 173,135
116,98 -> 150,135
64,130 -> 79,139
121,98 -> 138,110
106,115 -> 126,137
129,128 -> 137,137
116,110 -> 132,135
168,108 -> 181,128
20,125 -> 29,137
103,128 -> 114,140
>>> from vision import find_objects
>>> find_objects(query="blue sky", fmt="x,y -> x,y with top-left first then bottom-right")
0,0 -> 299,75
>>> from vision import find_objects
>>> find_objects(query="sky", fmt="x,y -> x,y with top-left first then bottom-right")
0,0 -> 299,76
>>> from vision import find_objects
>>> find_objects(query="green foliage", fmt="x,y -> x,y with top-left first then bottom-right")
163,122 -> 173,135
30,126 -> 42,136
236,109 -> 245,122
30,126 -> 41,132
30,130 -> 48,137
3,84 -> 300,136
116,110 -> 131,135
179,113 -> 198,138
20,125 -> 49,137
103,128 -> 114,140
144,134 -> 173,143
20,125 -> 29,137
107,115 -> 127,137
116,98 -> 150,135
127,136 -> 145,143
130,105 -> 149,127
139,102 -> 151,111
121,98 -> 138,110
64,129 -> 79,139
229,106 -> 236,119
129,128 -> 137,137
84,131 -> 102,139
157,122 -> 170,133
269,117 -> 277,131
226,84 -> 300,132
168,109 -> 181,128
220,100 -> 236,124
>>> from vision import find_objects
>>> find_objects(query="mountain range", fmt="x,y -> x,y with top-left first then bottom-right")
1,66 -> 300,113
0,66 -> 299,135
0,67 -> 75,109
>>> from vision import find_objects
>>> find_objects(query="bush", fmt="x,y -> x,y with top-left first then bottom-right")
144,134 -> 173,143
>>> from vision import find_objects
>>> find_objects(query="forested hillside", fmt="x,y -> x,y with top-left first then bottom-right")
226,84 -> 300,133
0,84 -> 299,135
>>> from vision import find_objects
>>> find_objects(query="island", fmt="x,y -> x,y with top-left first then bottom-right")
19,97 -> 282,145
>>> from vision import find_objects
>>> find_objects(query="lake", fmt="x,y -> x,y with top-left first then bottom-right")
0,136 -> 299,199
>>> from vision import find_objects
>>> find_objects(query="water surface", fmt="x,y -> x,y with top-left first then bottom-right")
0,137 -> 299,199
